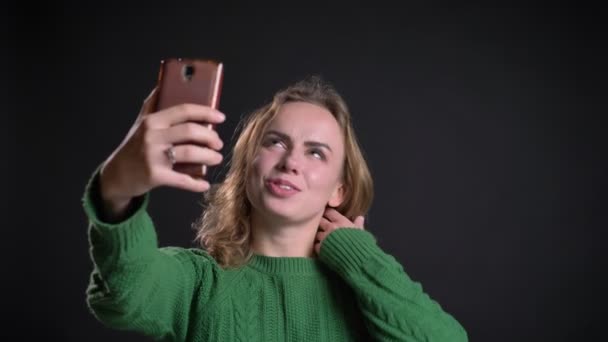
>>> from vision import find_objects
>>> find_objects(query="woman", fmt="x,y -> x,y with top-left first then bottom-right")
82,76 -> 468,341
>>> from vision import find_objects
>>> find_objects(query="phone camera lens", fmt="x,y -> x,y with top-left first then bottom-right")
183,65 -> 195,81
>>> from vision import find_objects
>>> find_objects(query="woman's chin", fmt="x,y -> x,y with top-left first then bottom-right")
261,198 -> 317,223
261,203 -> 298,222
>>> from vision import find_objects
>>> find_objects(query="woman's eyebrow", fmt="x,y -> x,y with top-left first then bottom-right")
266,130 -> 333,153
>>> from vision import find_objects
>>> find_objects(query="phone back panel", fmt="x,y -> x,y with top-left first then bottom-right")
155,58 -> 223,111
153,58 -> 223,179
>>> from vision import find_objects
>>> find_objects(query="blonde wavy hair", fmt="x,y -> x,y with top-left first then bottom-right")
193,76 -> 374,268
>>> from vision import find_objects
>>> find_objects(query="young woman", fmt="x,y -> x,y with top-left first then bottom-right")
82,77 -> 468,341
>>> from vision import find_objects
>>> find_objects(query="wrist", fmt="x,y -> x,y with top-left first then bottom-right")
99,171 -> 133,222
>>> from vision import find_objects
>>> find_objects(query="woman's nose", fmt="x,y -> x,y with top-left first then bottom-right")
277,150 -> 301,174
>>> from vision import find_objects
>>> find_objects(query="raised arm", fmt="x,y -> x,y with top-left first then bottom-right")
82,87 -> 226,339
316,209 -> 468,341
83,169 -> 220,340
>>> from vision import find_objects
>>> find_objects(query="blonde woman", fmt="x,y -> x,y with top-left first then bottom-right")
83,76 -> 468,341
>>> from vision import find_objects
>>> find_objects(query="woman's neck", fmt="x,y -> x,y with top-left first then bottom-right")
250,212 -> 320,258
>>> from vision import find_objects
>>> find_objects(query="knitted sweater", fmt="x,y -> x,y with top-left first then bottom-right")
82,170 -> 468,341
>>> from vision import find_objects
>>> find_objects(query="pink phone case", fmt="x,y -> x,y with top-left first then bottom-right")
154,58 -> 224,179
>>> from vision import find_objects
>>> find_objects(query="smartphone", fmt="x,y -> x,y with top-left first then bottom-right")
154,58 -> 224,179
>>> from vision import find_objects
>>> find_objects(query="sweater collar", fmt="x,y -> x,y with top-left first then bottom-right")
248,254 -> 327,275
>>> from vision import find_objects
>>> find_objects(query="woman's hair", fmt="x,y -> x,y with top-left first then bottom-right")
192,75 -> 374,268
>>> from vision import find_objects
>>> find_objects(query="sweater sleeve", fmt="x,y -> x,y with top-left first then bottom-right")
81,167 -> 219,341
319,228 -> 468,342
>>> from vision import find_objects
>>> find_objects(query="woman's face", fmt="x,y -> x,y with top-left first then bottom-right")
247,101 -> 345,224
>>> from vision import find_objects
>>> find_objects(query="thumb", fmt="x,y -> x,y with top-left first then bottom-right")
139,87 -> 159,117
354,215 -> 365,229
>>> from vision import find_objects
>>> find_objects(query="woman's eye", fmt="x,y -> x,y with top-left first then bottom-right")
311,149 -> 325,160
266,138 -> 284,148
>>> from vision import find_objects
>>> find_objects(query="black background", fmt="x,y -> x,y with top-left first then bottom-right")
8,2 -> 607,341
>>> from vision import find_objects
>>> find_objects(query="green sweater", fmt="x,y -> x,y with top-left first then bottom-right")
82,170 -> 468,341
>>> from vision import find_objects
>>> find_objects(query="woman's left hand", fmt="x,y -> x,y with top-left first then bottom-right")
315,208 -> 365,255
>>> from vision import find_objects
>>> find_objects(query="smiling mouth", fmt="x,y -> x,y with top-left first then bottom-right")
265,180 -> 300,197
276,183 -> 295,190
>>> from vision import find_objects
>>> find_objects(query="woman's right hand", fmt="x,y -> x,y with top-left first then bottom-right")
98,87 -> 226,220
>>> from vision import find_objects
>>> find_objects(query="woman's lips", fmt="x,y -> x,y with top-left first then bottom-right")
265,178 -> 300,198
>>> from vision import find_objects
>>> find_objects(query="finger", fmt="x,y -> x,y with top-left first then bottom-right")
155,167 -> 211,193
319,216 -> 334,232
316,229 -> 329,243
154,122 -> 224,150
323,208 -> 351,226
353,215 -> 365,229
149,104 -> 226,129
170,144 -> 223,166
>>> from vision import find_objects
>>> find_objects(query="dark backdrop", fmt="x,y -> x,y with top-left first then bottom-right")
9,2 -> 606,341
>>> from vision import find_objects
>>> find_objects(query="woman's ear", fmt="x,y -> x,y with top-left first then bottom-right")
328,184 -> 345,208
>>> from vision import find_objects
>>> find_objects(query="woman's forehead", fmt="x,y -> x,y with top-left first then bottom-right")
268,102 -> 342,140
